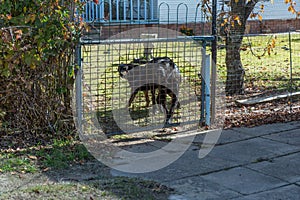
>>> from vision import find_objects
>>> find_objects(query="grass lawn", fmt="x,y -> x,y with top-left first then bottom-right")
0,138 -> 172,200
217,32 -> 300,91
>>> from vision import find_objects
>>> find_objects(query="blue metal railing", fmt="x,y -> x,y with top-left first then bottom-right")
82,0 -> 158,23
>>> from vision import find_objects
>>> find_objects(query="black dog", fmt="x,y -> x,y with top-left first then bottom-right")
118,57 -> 181,124
118,63 -> 156,108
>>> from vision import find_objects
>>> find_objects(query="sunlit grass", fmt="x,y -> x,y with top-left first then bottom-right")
217,33 -> 300,90
0,139 -> 94,173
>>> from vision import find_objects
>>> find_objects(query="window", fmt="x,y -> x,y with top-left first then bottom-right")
83,0 -> 158,23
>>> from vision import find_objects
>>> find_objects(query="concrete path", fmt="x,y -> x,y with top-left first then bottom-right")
111,121 -> 300,200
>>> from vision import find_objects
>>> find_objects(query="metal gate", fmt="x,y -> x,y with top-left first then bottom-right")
75,30 -> 213,137
74,2 -> 215,137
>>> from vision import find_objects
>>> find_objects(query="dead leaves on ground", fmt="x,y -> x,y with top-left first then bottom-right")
223,92 -> 300,129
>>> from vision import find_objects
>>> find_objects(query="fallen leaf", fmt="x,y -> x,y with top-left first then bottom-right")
42,168 -> 49,172
28,155 -> 37,160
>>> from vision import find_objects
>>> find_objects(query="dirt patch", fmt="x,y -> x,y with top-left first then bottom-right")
0,161 -> 172,200
223,91 -> 300,129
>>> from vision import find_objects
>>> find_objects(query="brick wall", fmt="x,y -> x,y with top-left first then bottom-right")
246,19 -> 300,34
85,19 -> 300,39
85,22 -> 212,39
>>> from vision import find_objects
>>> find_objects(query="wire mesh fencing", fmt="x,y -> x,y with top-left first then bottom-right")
78,28 -> 212,137
289,32 -> 300,108
217,31 -> 300,128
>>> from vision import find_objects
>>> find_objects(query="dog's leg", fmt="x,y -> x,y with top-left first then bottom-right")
166,91 -> 178,124
128,89 -> 139,109
176,101 -> 181,109
157,86 -> 168,121
150,86 -> 159,114
150,86 -> 156,105
143,90 -> 150,107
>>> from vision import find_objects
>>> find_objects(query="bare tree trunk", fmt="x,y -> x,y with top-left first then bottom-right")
225,33 -> 245,95
224,0 -> 258,95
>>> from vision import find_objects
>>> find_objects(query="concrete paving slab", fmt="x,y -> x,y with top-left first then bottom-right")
207,137 -> 299,165
167,176 -> 242,200
112,137 -> 299,182
246,152 -> 300,183
231,184 -> 300,200
235,122 -> 296,136
110,122 -> 300,200
111,148 -> 214,182
216,129 -> 254,145
262,129 -> 300,146
111,142 -> 258,182
201,167 -> 288,195
119,140 -> 169,153
287,121 -> 300,128
192,129 -> 253,145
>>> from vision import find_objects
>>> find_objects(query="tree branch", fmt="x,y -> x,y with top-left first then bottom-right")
245,0 -> 260,19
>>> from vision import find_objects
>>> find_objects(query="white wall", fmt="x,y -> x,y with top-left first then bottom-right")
158,0 -> 204,23
157,0 -> 300,23
255,0 -> 300,20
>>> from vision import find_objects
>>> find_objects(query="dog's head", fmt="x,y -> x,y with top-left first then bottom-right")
118,63 -> 134,78
154,57 -> 181,84
153,57 -> 175,69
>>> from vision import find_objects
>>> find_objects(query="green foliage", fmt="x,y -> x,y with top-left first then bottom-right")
179,25 -> 194,36
0,153 -> 38,173
0,0 -> 82,68
0,0 -> 86,133
36,140 -> 93,169
0,139 -> 93,172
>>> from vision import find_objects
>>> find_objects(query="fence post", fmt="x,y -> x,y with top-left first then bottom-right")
288,30 -> 293,112
200,41 -> 206,124
75,44 -> 83,133
211,0 -> 217,124
205,54 -> 211,126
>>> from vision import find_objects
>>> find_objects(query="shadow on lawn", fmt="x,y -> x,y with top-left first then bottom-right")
0,139 -> 172,200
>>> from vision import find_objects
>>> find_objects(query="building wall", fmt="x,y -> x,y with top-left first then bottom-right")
246,19 -> 300,34
254,0 -> 300,20
156,0 -> 300,23
157,0 -> 204,23
89,18 -> 299,40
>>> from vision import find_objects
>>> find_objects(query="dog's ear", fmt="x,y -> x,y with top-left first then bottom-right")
118,64 -> 127,77
127,64 -> 134,71
170,61 -> 175,68
133,58 -> 138,63
117,64 -> 122,72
